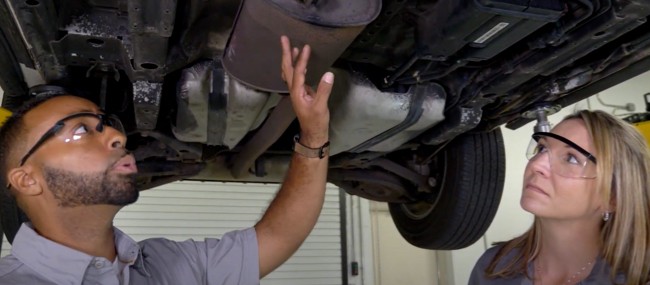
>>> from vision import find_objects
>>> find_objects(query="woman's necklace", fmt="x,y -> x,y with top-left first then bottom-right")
535,259 -> 594,285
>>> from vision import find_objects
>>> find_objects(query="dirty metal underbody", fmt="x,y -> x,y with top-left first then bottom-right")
1,0 -> 649,202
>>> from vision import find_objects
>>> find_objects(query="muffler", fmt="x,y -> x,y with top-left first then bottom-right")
223,0 -> 381,92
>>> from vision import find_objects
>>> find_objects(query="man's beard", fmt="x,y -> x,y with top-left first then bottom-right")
43,166 -> 138,207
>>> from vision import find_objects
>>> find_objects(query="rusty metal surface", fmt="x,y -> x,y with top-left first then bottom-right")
127,0 -> 176,72
192,155 -> 292,183
132,81 -> 163,130
420,107 -> 483,145
138,131 -> 203,161
8,0 -> 64,81
328,168 -> 415,203
368,158 -> 431,193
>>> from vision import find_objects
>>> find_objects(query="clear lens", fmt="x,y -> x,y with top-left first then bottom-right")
526,134 -> 597,179
17,112 -> 126,168
59,114 -> 125,142
105,114 -> 125,134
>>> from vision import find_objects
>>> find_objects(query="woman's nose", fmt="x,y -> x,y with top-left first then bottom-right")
528,151 -> 552,176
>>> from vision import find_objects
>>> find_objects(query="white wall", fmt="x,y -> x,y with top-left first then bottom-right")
369,202 -> 450,285
451,70 -> 650,284
347,196 -> 376,285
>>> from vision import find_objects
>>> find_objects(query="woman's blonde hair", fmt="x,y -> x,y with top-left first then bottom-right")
485,110 -> 650,285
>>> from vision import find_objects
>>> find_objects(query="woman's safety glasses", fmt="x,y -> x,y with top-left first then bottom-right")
526,132 -> 597,179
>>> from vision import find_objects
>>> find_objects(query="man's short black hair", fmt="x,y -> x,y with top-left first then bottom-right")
0,94 -> 63,196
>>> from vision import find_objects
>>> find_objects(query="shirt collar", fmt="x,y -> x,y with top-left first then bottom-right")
12,223 -> 92,284
11,223 -> 149,283
112,227 -> 150,276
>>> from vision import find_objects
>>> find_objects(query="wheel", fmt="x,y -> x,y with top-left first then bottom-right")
389,128 -> 505,250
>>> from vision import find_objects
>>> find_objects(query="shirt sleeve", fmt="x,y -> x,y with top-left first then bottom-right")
138,227 -> 260,285
203,228 -> 260,285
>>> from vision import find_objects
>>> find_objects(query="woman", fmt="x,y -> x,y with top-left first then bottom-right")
470,110 -> 650,285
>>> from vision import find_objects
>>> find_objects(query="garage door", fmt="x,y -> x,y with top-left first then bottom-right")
1,181 -> 344,285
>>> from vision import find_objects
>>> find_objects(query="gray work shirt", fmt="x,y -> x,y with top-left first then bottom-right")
469,245 -> 626,285
0,223 -> 260,285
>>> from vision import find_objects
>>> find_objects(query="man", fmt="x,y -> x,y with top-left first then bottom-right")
0,36 -> 334,284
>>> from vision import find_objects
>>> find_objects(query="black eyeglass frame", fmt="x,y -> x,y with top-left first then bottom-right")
530,132 -> 597,164
18,112 -> 124,167
6,112 -> 124,190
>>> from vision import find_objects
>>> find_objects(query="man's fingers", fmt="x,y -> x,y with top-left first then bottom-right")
281,36 -> 331,108
280,36 -> 294,87
290,47 -> 299,89
314,72 -> 334,106
291,45 -> 310,95
295,45 -> 310,72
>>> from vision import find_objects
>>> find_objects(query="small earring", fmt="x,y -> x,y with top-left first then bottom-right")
603,212 -> 612,222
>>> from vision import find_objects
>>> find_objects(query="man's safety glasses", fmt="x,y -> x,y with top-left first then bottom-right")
18,112 -> 125,167
5,112 -> 124,190
526,132 -> 597,179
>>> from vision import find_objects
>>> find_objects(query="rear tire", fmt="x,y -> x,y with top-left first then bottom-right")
389,129 -> 505,250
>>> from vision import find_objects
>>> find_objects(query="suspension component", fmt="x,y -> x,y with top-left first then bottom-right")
522,103 -> 561,132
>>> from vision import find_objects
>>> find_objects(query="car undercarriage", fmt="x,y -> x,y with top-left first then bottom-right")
1,0 -> 650,250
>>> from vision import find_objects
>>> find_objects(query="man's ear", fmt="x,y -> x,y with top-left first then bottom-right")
7,166 -> 43,196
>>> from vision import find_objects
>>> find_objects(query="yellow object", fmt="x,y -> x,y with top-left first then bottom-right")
0,107 -> 11,128
635,120 -> 650,147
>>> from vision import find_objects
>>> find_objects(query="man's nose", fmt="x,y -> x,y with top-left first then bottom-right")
105,126 -> 126,149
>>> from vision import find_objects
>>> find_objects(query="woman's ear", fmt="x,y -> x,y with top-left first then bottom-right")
608,192 -> 617,212
7,166 -> 43,196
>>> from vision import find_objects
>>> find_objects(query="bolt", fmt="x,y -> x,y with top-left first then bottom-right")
428,177 -> 437,187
